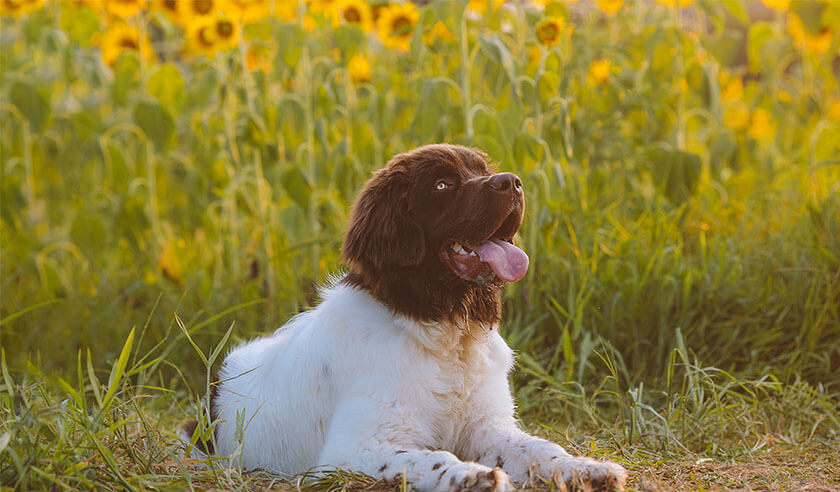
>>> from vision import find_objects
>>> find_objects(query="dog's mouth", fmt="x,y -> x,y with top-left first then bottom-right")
439,212 -> 529,284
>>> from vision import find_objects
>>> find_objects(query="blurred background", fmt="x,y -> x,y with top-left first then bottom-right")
1,0 -> 838,415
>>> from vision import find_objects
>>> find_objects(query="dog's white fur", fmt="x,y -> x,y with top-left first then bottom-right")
197,281 -> 626,491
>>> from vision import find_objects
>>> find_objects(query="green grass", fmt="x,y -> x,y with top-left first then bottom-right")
2,326 -> 838,490
2,0 -> 840,489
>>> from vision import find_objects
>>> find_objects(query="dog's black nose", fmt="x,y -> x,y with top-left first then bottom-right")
489,172 -> 522,194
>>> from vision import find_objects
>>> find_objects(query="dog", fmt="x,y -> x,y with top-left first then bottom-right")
183,144 -> 627,491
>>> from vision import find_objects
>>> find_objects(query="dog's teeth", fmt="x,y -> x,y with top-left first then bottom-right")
453,243 -> 468,255
468,250 -> 477,257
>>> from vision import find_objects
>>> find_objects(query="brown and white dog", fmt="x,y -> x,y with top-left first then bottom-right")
184,144 -> 627,491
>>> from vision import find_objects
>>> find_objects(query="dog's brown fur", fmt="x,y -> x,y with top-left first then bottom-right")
342,144 -> 524,324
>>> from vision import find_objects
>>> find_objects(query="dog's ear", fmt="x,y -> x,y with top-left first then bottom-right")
343,165 -> 425,272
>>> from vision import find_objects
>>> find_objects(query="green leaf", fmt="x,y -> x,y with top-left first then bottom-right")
562,327 -> 574,381
60,5 -> 100,47
1,349 -> 13,399
86,349 -> 102,407
10,82 -> 50,133
277,23 -> 306,69
704,32 -> 740,66
0,299 -> 59,327
717,0 -> 749,25
643,146 -> 701,204
57,376 -> 84,408
71,212 -> 107,255
282,167 -> 312,210
147,63 -> 185,110
133,101 -> 174,150
113,53 -> 140,106
823,3 -> 840,32
538,71 -> 560,103
0,432 -> 9,454
545,2 -> 571,20
478,35 -> 516,87
177,314 -> 208,367
208,322 -> 235,366
101,327 -> 135,412
747,22 -> 788,73
513,133 -> 545,175
791,0 -> 827,33
334,24 -> 365,59
431,0 -> 464,39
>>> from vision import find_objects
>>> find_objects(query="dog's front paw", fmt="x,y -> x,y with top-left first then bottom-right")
550,458 -> 627,492
442,463 -> 514,492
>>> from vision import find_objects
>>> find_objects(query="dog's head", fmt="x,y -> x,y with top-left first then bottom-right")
343,144 -> 527,322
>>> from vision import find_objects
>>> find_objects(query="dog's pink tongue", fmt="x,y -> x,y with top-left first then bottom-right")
476,240 -> 529,282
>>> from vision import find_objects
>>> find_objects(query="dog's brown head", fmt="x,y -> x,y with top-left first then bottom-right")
343,144 -> 527,323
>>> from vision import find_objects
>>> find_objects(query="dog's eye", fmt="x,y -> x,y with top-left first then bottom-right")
435,180 -> 449,191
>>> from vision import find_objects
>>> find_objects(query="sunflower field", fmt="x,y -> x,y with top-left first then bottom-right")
1,0 -> 839,490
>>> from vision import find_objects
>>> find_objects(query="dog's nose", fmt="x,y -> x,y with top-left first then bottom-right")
489,172 -> 523,194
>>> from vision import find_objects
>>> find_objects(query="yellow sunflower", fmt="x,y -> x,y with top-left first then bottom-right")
723,106 -> 749,131
376,2 -> 419,52
748,108 -> 776,141
273,2 -> 298,22
536,16 -> 571,47
338,0 -> 372,32
246,42 -> 274,73
787,13 -> 833,55
720,76 -> 743,104
188,16 -> 240,56
587,59 -> 612,86
423,20 -> 456,46
177,0 -> 220,28
827,99 -> 840,123
761,0 -> 790,10
106,0 -> 145,19
99,23 -> 153,66
227,0 -> 270,24
347,53 -> 371,84
149,0 -> 179,19
467,0 -> 504,16
1,0 -> 45,17
655,0 -> 694,7
596,0 -> 623,15
307,0 -> 340,24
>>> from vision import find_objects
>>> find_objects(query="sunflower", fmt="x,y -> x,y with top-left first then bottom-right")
307,0 -> 340,24
1,0 -> 45,17
596,0 -> 623,15
149,0 -> 179,19
376,2 -> 418,52
720,76 -> 743,104
536,16 -> 571,47
106,0 -> 144,19
723,106 -> 749,131
827,99 -> 840,123
338,0 -> 372,32
99,23 -> 153,66
227,0 -> 270,24
586,59 -> 612,86
423,20 -> 456,46
274,2 -> 298,22
189,16 -> 240,56
347,53 -> 371,83
787,13 -> 833,55
245,42 -> 273,73
761,0 -> 790,10
748,108 -> 776,141
177,0 -> 219,28
467,0 -> 504,16
655,0 -> 694,7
